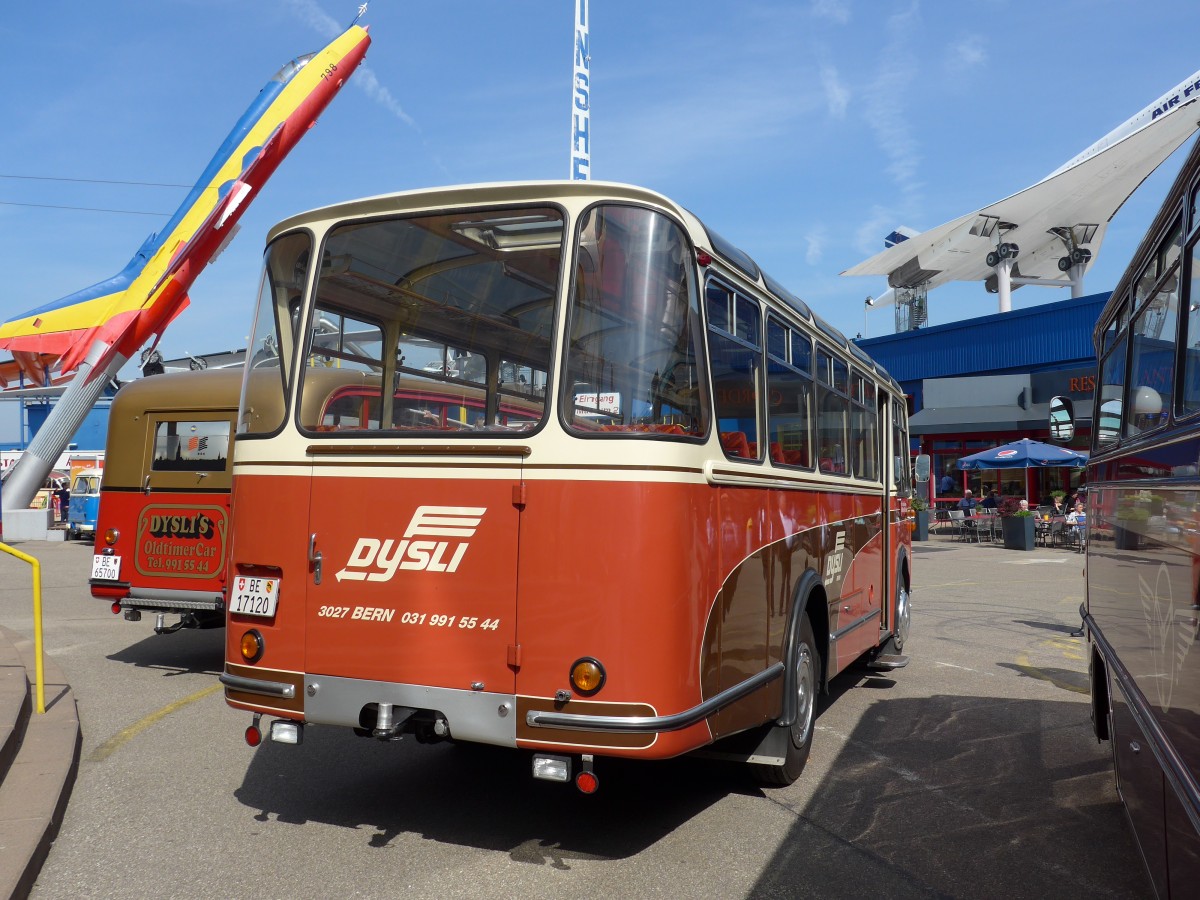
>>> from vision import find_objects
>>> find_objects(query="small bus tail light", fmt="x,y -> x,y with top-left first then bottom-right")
240,630 -> 264,663
270,720 -> 303,745
104,528 -> 120,546
245,723 -> 262,747
570,658 -> 605,695
575,770 -> 599,794
111,602 -> 121,615
532,754 -> 571,783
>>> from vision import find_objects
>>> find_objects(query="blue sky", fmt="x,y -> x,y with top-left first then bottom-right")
4,0 -> 1200,376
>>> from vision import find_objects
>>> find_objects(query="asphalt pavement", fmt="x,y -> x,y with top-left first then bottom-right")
0,532 -> 1151,899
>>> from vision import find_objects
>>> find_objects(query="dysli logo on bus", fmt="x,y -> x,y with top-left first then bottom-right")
335,506 -> 486,582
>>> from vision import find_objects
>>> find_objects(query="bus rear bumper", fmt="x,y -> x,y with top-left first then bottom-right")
222,669 -> 519,747
524,662 -> 784,732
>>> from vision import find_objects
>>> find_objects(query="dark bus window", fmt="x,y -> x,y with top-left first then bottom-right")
1096,334 -> 1128,448
1127,275 -> 1178,436
152,420 -> 231,472
1183,239 -> 1200,416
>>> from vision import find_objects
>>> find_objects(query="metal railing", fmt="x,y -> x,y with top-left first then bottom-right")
0,542 -> 45,713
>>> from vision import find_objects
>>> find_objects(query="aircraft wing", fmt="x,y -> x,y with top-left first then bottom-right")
0,23 -> 372,378
843,69 -> 1200,293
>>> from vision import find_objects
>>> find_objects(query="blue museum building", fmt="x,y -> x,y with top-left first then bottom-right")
855,291 -> 1104,506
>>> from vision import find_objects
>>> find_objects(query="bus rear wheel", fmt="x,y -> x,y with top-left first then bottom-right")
752,612 -> 818,786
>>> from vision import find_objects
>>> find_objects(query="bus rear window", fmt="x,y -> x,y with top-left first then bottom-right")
152,421 -> 231,472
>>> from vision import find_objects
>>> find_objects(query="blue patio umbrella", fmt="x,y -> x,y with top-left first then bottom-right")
958,438 -> 1087,469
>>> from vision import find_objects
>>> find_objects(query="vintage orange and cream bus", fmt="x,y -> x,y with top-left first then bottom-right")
221,182 -> 926,791
1054,135 -> 1200,895
90,369 -> 238,633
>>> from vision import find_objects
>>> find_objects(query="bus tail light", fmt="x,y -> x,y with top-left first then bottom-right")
104,527 -> 120,546
245,716 -> 262,747
570,657 -> 605,695
240,630 -> 264,663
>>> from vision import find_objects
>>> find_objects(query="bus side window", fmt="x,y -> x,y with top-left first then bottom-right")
708,283 -> 761,461
1096,331 -> 1128,447
1180,237 -> 1200,416
765,315 -> 812,469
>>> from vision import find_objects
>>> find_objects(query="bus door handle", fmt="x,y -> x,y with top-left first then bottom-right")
309,534 -> 323,585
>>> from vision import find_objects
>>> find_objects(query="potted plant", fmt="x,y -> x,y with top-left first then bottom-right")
999,496 -> 1035,551
910,497 -> 930,541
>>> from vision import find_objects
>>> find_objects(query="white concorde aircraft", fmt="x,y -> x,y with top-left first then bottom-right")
843,67 -> 1200,313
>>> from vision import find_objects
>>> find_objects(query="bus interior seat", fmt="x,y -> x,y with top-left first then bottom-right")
720,431 -> 753,459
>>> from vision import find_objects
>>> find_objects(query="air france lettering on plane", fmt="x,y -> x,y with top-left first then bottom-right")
1153,77 -> 1200,119
335,506 -> 486,582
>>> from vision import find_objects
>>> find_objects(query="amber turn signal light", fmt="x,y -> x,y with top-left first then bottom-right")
240,630 -> 264,663
104,528 -> 120,546
569,657 -> 605,696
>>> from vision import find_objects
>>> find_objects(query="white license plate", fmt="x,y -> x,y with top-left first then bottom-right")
230,575 -> 279,618
91,554 -> 121,581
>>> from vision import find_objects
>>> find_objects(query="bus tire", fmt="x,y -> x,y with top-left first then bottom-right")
752,611 -> 818,786
894,562 -> 911,652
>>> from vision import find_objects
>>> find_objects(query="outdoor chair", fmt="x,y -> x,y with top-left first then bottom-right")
1049,519 -> 1065,548
960,514 -> 985,543
947,509 -> 967,541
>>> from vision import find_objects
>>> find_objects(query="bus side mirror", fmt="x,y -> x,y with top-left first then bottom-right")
913,454 -> 931,484
1049,395 -> 1075,443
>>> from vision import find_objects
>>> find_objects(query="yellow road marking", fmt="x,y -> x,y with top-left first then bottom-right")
88,682 -> 222,762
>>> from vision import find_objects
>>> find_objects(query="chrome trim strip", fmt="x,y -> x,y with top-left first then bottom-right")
526,662 -> 784,732
829,609 -> 879,642
219,673 -> 296,699
122,597 -> 222,612
1083,603 -> 1200,836
129,587 -> 223,603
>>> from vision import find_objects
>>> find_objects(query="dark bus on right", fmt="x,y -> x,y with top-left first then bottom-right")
1055,136 -> 1200,897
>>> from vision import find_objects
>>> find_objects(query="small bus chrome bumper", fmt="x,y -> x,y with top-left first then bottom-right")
525,662 -> 784,732
219,672 -> 296,700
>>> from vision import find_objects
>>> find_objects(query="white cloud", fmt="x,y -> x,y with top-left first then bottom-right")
947,34 -> 987,73
805,228 -> 826,264
854,205 -> 898,259
820,65 -> 850,119
283,0 -> 417,129
810,0 -> 851,25
856,3 -> 922,252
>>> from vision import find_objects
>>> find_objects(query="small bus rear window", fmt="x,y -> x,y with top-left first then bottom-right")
152,421 -> 231,472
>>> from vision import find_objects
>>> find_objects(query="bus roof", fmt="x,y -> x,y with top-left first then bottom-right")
266,180 -> 903,396
109,368 -> 243,417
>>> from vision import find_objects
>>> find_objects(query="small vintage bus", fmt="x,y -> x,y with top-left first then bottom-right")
89,368 -> 239,634
66,467 -> 103,539
221,182 -> 924,791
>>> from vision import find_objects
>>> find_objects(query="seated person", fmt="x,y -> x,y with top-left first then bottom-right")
1066,500 -> 1086,541
957,489 -> 978,516
1018,499 -> 1030,513
980,490 -> 999,509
